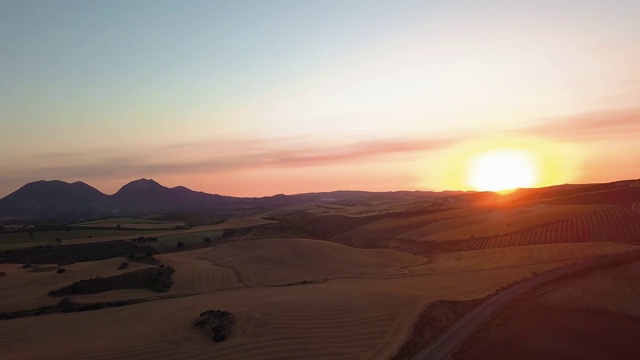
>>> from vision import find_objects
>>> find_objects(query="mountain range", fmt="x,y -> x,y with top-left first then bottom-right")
6,177 -> 638,223
0,179 -> 455,221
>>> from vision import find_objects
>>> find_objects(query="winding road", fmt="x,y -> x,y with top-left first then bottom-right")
411,258 -> 608,360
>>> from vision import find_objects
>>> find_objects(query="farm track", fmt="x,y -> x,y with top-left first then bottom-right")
196,246 -> 247,286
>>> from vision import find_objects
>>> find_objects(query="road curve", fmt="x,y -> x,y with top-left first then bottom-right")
410,259 -> 602,360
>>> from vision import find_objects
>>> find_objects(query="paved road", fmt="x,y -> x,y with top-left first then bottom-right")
411,260 -> 598,360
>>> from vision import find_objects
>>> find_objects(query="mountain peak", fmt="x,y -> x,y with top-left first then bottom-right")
117,178 -> 165,192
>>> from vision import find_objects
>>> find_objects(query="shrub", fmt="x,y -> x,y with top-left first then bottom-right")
57,268 -> 66,274
176,242 -> 185,249
48,266 -> 175,296
194,310 -> 235,342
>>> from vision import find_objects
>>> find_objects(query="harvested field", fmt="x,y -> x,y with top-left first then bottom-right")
0,240 -> 156,265
0,261 -> 569,360
434,205 -> 640,251
156,248 -> 242,292
355,204 -> 614,243
0,259 -> 155,312
409,242 -> 639,274
0,229 -> 166,250
421,204 -> 613,241
537,261 -> 640,317
202,238 -> 427,286
189,216 -> 277,231
457,256 -> 640,360
361,207 -> 491,234
459,305 -> 640,360
73,217 -> 186,230
1,226 -> 634,359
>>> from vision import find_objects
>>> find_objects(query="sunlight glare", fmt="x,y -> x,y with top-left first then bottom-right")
467,149 -> 538,192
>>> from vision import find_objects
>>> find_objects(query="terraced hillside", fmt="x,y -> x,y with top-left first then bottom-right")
435,205 -> 640,252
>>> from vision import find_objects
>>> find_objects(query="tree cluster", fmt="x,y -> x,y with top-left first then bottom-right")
194,310 -> 235,342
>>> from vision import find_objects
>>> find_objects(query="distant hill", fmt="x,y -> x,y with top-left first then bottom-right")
0,179 -> 456,221
1,178 -> 637,222
111,178 -> 233,212
0,180 -> 112,219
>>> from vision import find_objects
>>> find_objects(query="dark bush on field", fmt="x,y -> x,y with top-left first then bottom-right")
176,242 -> 185,249
131,236 -> 158,243
118,262 -> 129,270
126,253 -> 160,265
0,241 -> 156,265
56,268 -> 66,274
194,310 -> 235,342
204,237 -> 212,243
48,266 -> 175,296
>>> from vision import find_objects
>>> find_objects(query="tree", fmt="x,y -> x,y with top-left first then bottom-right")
204,237 -> 212,243
177,241 -> 185,249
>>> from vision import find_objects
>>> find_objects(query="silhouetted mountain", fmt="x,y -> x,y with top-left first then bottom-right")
0,180 -> 111,219
3,177 -> 635,222
111,178 -> 233,212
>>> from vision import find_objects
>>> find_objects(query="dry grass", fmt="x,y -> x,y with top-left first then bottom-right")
538,260 -> 640,317
190,216 -> 276,231
362,207 -> 489,233
355,204 -> 611,242
1,236 -> 633,359
306,200 -> 431,217
0,260 -> 570,360
73,218 -> 186,230
202,238 -> 427,286
420,204 -> 613,241
0,259 -> 155,312
409,242 -> 639,274
156,248 -> 242,292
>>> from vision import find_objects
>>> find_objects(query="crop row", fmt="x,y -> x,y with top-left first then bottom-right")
437,205 -> 640,252
0,240 -> 157,264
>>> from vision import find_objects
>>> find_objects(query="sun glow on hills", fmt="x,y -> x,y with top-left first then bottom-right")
467,149 -> 538,192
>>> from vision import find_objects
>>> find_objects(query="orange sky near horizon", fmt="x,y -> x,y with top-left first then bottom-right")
1,1 -> 640,197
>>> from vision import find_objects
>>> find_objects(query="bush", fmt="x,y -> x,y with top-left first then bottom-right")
194,310 -> 235,342
204,237 -> 212,243
56,268 -> 66,274
176,242 -> 185,249
48,266 -> 175,296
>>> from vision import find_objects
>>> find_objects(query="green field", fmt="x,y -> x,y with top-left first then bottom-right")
0,229 -> 168,251
150,231 -> 224,250
72,217 -> 185,229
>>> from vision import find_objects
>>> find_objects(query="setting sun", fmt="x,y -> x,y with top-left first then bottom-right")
467,149 -> 538,192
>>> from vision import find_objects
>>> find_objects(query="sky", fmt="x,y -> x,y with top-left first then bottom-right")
1,0 -> 640,197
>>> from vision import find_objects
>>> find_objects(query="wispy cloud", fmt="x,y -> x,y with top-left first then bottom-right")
19,136 -> 459,183
522,107 -> 640,141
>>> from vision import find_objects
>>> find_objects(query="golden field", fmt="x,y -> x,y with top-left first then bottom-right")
1,235 -> 636,360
